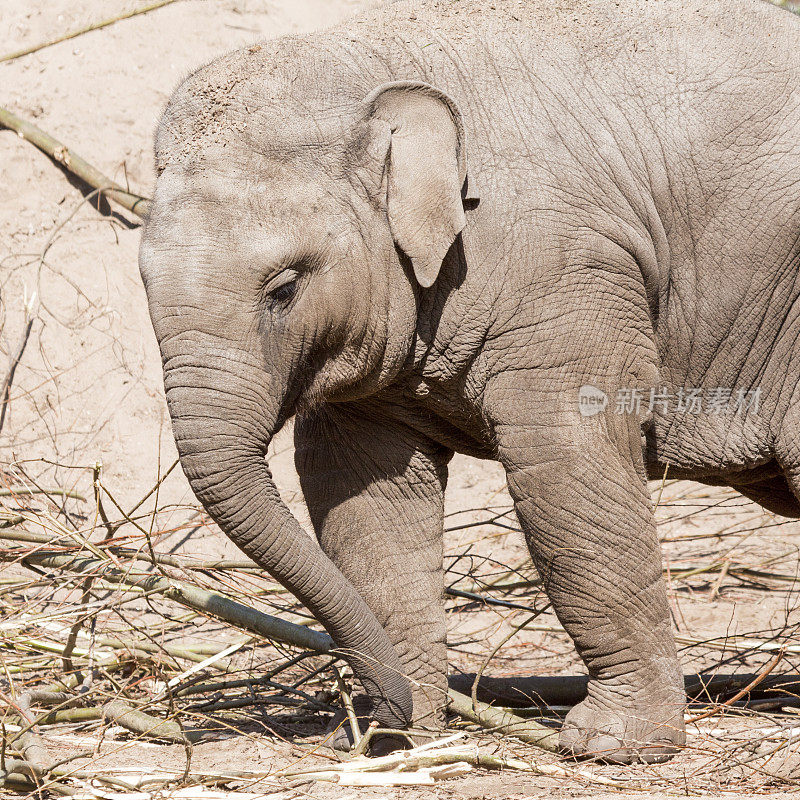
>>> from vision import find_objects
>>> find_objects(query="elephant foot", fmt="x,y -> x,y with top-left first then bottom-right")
559,682 -> 686,764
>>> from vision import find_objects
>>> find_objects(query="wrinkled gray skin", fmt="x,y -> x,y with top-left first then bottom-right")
139,0 -> 800,763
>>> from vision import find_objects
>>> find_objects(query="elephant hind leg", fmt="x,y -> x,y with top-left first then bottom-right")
772,403 -> 800,517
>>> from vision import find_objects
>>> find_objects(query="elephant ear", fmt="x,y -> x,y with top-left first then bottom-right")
363,81 -> 468,288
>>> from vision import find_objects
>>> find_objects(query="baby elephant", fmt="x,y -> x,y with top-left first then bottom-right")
139,0 -> 800,763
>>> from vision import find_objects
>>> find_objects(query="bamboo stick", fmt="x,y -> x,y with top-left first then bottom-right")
447,689 -> 560,752
0,106 -> 151,218
103,700 -> 194,743
21,549 -> 334,653
0,1 -> 181,64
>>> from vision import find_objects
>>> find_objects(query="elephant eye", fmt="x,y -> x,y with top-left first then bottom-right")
271,280 -> 297,304
264,268 -> 300,308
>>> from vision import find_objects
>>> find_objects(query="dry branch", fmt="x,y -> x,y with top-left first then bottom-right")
279,733 -> 603,784
0,525 -> 569,756
447,689 -> 560,752
20,548 -> 334,654
102,700 -> 193,744
0,1 -> 181,63
0,317 -> 34,436
687,648 -> 787,724
0,106 -> 151,218
0,690 -> 52,777
450,671 -> 800,711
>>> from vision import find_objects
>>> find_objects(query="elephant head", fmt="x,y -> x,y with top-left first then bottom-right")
139,73 -> 469,728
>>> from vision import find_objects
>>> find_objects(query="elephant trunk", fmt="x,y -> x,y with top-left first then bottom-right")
160,333 -> 412,728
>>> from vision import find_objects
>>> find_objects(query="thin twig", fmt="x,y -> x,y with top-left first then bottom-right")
687,648 -> 787,724
1,527 -> 334,653
471,611 -> 545,713
0,317 -> 34,436
333,666 -> 363,749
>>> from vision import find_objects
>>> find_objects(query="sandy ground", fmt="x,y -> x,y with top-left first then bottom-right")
2,1 -> 800,798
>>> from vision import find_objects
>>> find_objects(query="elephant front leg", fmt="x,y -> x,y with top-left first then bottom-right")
295,408 -> 451,739
497,405 -> 686,763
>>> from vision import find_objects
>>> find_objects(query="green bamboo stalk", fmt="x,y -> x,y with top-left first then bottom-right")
13,545 -> 334,654
25,707 -> 102,726
0,488 -> 84,500
0,106 -> 151,218
103,700 -> 194,743
447,689 -> 560,752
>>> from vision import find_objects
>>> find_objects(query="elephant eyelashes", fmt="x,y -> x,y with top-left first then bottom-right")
263,268 -> 301,309
271,281 -> 297,304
